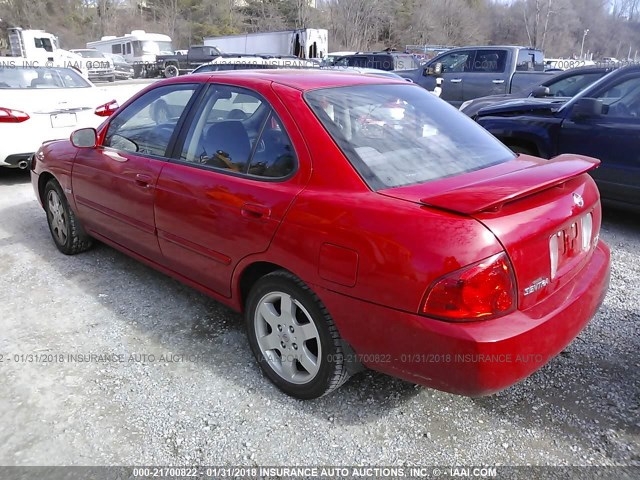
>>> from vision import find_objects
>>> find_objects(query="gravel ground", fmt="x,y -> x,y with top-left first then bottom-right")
0,168 -> 638,468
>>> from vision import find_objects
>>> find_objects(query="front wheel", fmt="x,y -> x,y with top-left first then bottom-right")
245,271 -> 350,399
164,64 -> 179,78
44,180 -> 93,255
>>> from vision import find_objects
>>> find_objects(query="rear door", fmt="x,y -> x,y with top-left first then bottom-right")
558,72 -> 640,209
464,49 -> 509,100
72,83 -> 200,261
154,83 -> 310,297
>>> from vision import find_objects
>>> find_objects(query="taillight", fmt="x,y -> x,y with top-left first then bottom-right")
0,107 -> 30,123
421,252 -> 516,321
95,100 -> 119,117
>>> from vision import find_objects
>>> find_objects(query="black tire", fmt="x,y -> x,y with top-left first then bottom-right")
164,64 -> 179,78
44,179 -> 93,255
108,75 -> 115,83
245,270 -> 350,399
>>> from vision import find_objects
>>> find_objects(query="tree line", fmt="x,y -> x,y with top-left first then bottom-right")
1,0 -> 639,59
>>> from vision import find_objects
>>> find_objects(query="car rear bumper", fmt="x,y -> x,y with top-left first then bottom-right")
317,241 -> 610,396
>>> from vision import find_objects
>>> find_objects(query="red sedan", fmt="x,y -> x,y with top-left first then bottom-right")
31,71 -> 610,399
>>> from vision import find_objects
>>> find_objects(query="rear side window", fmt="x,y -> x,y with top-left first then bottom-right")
516,50 -> 544,71
394,55 -> 419,71
179,85 -> 296,179
472,50 -> 507,73
305,84 -> 515,190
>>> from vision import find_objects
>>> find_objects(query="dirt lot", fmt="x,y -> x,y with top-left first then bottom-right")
0,168 -> 638,467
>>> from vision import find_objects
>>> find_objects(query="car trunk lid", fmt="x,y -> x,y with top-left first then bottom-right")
379,154 -> 602,310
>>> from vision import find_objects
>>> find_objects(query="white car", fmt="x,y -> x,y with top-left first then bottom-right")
0,65 -> 121,169
70,49 -> 116,83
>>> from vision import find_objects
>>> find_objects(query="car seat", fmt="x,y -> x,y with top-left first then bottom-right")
203,121 -> 251,171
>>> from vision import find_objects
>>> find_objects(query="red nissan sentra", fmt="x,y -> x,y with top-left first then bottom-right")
30,71 -> 610,399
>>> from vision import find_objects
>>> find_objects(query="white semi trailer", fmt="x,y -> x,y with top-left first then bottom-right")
203,29 -> 328,60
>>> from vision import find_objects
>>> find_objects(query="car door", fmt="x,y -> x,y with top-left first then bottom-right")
558,73 -> 640,208
72,83 -> 200,261
463,49 -> 509,100
423,50 -> 475,106
154,83 -> 310,297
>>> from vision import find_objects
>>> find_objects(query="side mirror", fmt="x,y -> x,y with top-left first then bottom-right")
424,62 -> 442,76
531,85 -> 550,98
570,98 -> 603,119
70,128 -> 97,148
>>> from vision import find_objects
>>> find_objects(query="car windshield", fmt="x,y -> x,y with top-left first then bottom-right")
0,67 -> 92,89
305,84 -> 515,190
76,50 -> 104,58
142,41 -> 174,54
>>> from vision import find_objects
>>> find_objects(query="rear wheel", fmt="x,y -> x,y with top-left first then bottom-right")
44,180 -> 93,255
245,271 -> 350,399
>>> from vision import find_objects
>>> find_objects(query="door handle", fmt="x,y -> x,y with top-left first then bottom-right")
492,79 -> 506,84
135,173 -> 153,188
103,150 -> 128,162
450,78 -> 462,84
241,203 -> 271,220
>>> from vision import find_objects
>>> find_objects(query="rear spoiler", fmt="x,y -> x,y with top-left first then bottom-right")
419,154 -> 600,215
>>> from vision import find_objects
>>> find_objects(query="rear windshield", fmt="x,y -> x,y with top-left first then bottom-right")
304,84 -> 515,190
0,67 -> 91,89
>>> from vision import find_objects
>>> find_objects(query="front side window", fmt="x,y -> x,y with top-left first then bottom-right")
438,51 -> 473,73
112,44 -> 122,54
104,84 -> 197,157
595,76 -> 640,118
34,37 -> 53,52
305,84 -> 515,190
179,86 -> 296,178
546,72 -> 605,97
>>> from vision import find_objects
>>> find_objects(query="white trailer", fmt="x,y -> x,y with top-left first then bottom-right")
87,30 -> 173,77
203,29 -> 328,59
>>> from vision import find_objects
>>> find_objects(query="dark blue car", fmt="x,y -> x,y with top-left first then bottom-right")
475,65 -> 640,211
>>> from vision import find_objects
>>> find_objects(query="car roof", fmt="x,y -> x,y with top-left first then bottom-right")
184,69 -> 408,91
